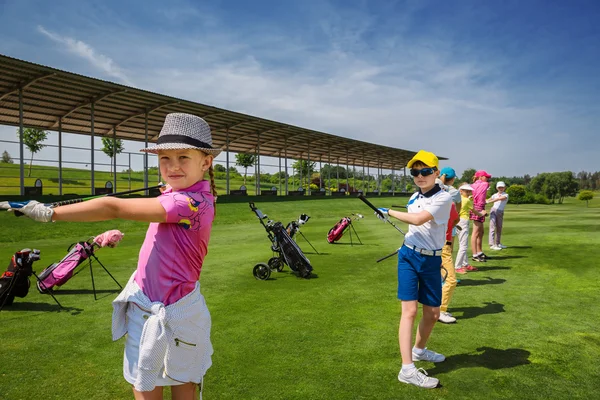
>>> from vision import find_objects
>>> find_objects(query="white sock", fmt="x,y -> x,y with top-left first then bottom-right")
413,346 -> 424,355
402,363 -> 416,373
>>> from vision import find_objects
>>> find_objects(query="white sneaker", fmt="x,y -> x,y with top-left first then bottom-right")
490,245 -> 502,250
412,348 -> 446,362
438,312 -> 456,324
498,244 -> 507,249
398,368 -> 439,389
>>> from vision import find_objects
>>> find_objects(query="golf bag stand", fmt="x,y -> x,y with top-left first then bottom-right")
79,249 -> 123,300
37,239 -> 123,301
0,249 -> 62,311
286,214 -> 319,254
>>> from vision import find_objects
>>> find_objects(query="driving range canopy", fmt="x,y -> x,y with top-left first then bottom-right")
0,53 -> 445,169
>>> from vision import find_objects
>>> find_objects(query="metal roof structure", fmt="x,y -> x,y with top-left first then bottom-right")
0,54 -> 445,169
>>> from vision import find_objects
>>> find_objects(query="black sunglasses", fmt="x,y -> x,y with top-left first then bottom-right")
410,167 -> 437,177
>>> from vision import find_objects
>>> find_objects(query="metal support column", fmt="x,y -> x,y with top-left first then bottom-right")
346,149 -> 349,192
328,148 -> 331,195
307,143 -> 311,195
362,152 -> 366,193
113,126 -> 117,191
18,88 -> 24,195
278,152 -> 282,195
58,118 -> 63,195
284,137 -> 288,195
225,129 -> 230,195
144,111 -> 149,194
91,101 -> 95,195
256,133 -> 261,195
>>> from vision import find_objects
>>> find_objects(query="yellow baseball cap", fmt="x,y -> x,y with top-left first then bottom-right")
407,150 -> 439,169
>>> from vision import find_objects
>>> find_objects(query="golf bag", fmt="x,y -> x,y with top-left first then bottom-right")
327,217 -> 352,243
326,214 -> 363,245
36,230 -> 124,296
249,202 -> 313,280
0,249 -> 40,307
36,241 -> 94,293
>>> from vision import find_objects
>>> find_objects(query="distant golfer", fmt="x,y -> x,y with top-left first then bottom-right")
470,170 -> 491,262
9,113 -> 221,400
487,181 -> 509,250
376,150 -> 452,388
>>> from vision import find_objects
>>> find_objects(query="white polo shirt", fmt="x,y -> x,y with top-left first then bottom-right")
404,186 -> 452,250
490,192 -> 509,211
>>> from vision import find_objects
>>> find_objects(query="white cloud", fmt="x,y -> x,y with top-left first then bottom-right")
0,3 -> 596,178
36,25 -> 134,86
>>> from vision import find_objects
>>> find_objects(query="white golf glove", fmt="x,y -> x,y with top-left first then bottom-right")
376,208 -> 389,222
9,200 -> 54,222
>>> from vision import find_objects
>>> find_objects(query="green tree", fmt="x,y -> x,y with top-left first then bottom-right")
213,164 -> 227,173
235,153 -> 256,185
506,184 -> 526,205
18,127 -> 48,177
460,168 -> 476,183
292,159 -> 316,186
1,150 -> 13,164
578,190 -> 594,207
101,137 -> 124,177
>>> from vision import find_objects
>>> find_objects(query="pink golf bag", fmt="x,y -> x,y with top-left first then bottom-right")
327,217 -> 351,243
36,230 -> 124,294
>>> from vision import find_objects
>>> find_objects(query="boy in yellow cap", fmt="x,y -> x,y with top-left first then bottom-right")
376,150 -> 452,388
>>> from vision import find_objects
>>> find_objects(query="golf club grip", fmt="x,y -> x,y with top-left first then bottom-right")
357,194 -> 385,218
49,198 -> 85,208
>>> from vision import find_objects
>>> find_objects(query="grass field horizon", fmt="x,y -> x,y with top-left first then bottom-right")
0,196 -> 599,399
0,162 -> 385,196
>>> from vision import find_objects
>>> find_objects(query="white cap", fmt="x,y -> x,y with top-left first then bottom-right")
496,181 -> 506,188
458,183 -> 473,191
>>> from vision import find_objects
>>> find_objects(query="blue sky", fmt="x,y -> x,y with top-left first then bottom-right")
0,0 -> 599,177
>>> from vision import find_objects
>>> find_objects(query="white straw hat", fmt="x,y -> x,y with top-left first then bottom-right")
458,183 -> 474,191
140,113 -> 222,156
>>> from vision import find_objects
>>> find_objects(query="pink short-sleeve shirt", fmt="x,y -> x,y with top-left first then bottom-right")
134,180 -> 214,305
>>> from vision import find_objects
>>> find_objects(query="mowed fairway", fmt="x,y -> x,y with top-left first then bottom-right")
0,196 -> 599,400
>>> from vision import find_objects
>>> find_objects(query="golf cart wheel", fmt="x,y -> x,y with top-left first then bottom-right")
253,263 -> 271,281
268,257 -> 284,272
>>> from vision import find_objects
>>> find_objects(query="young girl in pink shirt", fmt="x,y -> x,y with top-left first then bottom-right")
470,170 -> 491,262
11,113 -> 220,400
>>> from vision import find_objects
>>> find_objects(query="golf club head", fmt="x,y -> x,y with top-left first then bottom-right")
298,213 -> 310,225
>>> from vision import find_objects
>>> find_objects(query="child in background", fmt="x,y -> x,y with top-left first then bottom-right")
487,181 -> 509,250
455,184 -> 486,274
470,170 -> 491,262
10,113 -> 221,400
376,150 -> 452,389
438,191 -> 460,324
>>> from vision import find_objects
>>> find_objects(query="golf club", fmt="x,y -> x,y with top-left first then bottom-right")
357,194 -> 406,235
1,184 -> 166,215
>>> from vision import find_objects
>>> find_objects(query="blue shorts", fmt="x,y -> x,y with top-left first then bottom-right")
397,245 -> 442,307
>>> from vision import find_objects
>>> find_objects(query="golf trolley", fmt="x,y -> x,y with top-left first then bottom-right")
326,214 -> 364,245
249,202 -> 313,280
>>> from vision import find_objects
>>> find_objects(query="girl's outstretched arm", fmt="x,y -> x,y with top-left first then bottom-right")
53,196 -> 166,223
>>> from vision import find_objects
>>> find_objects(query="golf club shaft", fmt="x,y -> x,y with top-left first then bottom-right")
377,250 -> 398,263
6,184 -> 165,216
357,194 -> 405,235
48,184 -> 165,208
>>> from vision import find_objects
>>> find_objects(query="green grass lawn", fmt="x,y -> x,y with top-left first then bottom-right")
0,196 -> 599,399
